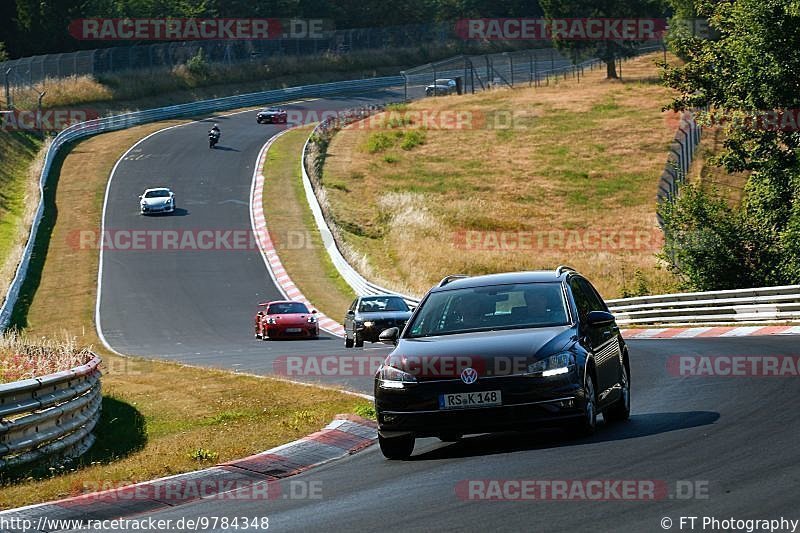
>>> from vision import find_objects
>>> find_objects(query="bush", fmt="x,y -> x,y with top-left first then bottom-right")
400,130 -> 426,150
366,132 -> 394,153
185,49 -> 210,78
658,185 -> 785,291
0,42 -> 7,63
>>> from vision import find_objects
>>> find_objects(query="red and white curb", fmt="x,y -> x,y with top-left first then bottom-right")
250,130 -> 345,337
0,415 -> 376,522
621,325 -> 800,339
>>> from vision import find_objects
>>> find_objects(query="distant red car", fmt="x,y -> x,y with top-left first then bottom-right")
255,300 -> 319,340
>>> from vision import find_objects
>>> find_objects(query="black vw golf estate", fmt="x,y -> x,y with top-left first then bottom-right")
374,267 -> 631,459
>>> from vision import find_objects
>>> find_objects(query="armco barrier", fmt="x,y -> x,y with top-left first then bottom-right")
0,354 -> 101,470
0,75 -> 404,331
300,116 -> 419,307
607,285 -> 800,326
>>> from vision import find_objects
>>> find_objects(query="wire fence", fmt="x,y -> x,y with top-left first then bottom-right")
401,42 -> 664,98
0,22 -> 458,90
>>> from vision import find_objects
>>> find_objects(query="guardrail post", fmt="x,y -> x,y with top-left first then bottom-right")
4,68 -> 11,109
36,90 -> 46,137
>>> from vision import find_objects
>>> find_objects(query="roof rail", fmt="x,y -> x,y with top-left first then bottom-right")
438,274 -> 469,287
555,265 -> 577,276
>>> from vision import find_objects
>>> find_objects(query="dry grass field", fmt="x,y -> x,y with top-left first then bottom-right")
323,52 -> 683,299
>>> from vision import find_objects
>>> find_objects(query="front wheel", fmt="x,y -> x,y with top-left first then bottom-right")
570,373 -> 597,437
605,363 -> 630,422
379,434 -> 415,460
344,335 -> 354,348
354,332 -> 364,348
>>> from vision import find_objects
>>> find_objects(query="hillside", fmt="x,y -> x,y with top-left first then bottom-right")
322,52 -> 680,299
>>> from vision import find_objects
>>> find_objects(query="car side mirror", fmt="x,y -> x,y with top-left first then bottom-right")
311,309 -> 318,314
138,195 -> 143,199
586,310 -> 615,327
346,309 -> 355,315
378,327 -> 399,345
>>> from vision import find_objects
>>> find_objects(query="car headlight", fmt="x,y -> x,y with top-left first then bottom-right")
266,317 -> 277,325
307,315 -> 317,323
378,364 -> 417,389
527,353 -> 573,377
363,321 -> 374,328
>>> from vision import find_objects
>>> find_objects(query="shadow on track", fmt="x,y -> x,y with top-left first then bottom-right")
410,410 -> 720,461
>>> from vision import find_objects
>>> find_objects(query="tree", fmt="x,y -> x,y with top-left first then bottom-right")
0,42 -> 8,62
540,0 -> 666,78
661,0 -> 800,287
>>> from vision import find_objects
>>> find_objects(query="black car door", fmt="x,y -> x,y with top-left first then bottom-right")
577,278 -> 622,402
569,278 -> 601,377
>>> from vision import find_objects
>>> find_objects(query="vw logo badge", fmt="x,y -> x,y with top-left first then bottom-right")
460,367 -> 478,385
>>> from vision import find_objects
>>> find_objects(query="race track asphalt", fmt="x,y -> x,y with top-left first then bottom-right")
71,336 -> 800,532
96,92 -> 400,393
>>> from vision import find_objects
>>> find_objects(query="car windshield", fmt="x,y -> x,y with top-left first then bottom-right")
406,282 -> 568,338
144,190 -> 170,198
434,79 -> 452,85
268,302 -> 309,314
358,296 -> 409,313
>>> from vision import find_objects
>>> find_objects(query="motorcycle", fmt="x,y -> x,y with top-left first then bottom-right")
208,129 -> 220,149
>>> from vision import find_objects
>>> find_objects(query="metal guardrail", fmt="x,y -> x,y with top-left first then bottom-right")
656,110 -> 703,227
607,285 -> 800,325
300,112 -> 420,308
0,354 -> 101,470
0,75 -> 404,331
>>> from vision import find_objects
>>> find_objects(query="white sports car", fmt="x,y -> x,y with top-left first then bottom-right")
139,187 -> 175,215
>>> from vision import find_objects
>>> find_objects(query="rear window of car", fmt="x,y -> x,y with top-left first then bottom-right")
268,302 -> 309,314
406,282 -> 568,338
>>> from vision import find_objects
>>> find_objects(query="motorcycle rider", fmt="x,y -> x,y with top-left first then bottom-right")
208,123 -> 221,148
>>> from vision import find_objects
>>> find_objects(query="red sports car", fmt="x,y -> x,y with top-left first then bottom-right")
255,300 -> 319,340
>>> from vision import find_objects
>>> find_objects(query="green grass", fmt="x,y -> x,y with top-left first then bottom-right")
262,127 -> 356,319
0,131 -> 41,302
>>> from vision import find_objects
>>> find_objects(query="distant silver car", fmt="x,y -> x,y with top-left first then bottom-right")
139,187 -> 175,215
425,78 -> 457,96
